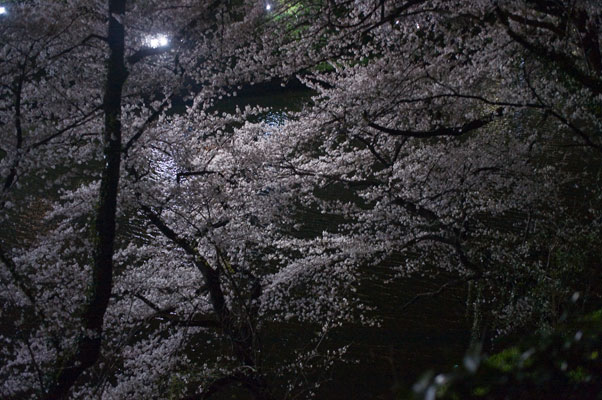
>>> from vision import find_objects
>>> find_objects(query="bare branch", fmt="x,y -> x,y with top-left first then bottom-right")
400,274 -> 480,311
367,116 -> 494,139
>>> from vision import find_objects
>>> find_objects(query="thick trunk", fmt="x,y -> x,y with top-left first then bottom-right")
43,1 -> 127,398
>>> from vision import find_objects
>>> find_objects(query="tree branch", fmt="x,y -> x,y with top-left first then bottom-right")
49,34 -> 108,61
393,197 -> 440,222
133,292 -> 220,328
353,134 -> 391,167
367,117 -> 493,139
30,106 -> 102,149
0,245 -> 37,309
127,46 -> 170,65
497,6 -> 602,95
400,274 -> 480,311
139,204 -> 230,324
176,170 -> 216,183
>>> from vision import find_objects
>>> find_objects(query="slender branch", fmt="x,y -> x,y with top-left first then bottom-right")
353,134 -> 391,167
278,162 -> 380,187
497,6 -> 602,95
415,82 -> 546,110
391,138 -> 407,164
400,274 -> 480,311
49,34 -> 108,61
3,65 -> 26,192
176,170 -> 216,183
139,204 -> 230,323
26,337 -> 46,395
575,10 -> 602,76
506,11 -> 564,35
122,98 -> 171,157
30,106 -> 102,149
522,62 -> 602,151
393,197 -> 440,222
367,116 -> 494,139
127,46 -> 170,65
0,245 -> 37,307
181,372 -> 259,400
133,292 -> 220,328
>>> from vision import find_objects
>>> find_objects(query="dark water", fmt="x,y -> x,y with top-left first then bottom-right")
291,204 -> 469,399
323,265 -> 469,399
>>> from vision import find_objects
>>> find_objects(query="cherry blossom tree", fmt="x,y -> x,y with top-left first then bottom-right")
275,0 -> 601,336
0,1 -> 358,399
1,0 -> 600,399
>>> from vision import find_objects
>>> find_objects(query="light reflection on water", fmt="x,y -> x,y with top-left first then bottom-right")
263,110 -> 287,127
150,148 -> 179,181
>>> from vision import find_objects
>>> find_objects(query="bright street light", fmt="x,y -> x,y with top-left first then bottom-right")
0,6 -> 7,15
147,34 -> 169,48
266,3 -> 271,11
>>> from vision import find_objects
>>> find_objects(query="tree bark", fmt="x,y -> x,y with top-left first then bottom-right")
43,1 -> 127,398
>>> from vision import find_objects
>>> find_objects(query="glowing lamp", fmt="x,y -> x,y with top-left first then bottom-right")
147,34 -> 169,48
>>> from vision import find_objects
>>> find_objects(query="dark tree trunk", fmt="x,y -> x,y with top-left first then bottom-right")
43,1 -> 127,398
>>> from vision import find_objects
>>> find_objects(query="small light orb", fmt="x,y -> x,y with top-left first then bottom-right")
0,6 -> 7,15
147,34 -> 169,48
266,3 -> 271,11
